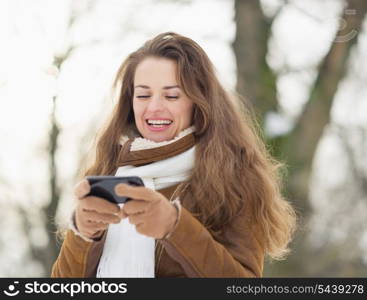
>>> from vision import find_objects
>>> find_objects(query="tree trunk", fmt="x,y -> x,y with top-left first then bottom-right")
233,0 -> 278,126
233,0 -> 367,276
270,0 -> 367,276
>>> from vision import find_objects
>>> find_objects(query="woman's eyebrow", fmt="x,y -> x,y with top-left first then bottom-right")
134,85 -> 180,89
163,85 -> 180,90
134,85 -> 150,89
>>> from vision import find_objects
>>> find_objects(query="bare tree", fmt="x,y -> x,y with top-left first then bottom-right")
17,1 -> 98,275
233,0 -> 367,276
233,0 -> 279,125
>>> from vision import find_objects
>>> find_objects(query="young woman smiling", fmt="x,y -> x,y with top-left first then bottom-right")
51,32 -> 296,278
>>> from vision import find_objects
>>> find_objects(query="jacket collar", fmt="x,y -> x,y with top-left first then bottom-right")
116,126 -> 196,167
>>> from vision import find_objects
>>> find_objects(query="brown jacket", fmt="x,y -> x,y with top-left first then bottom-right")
51,133 -> 265,277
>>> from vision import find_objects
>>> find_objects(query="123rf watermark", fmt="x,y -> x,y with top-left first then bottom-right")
3,281 -> 127,297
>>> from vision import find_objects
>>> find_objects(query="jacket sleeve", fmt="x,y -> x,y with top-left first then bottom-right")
160,205 -> 265,278
51,229 -> 106,278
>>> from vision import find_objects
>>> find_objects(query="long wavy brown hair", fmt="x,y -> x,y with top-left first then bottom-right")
81,32 -> 296,260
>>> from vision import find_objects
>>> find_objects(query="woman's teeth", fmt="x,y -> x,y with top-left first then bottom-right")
146,119 -> 173,127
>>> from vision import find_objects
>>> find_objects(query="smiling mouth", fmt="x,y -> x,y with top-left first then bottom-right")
145,119 -> 173,128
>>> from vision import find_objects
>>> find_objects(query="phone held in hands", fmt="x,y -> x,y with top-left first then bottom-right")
85,176 -> 144,204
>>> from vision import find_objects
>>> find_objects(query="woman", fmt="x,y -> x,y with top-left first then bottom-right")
51,32 -> 296,278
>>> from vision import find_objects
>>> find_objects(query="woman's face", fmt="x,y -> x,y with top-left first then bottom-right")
133,57 -> 194,142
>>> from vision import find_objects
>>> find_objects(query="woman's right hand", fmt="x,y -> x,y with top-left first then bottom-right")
73,179 -> 124,239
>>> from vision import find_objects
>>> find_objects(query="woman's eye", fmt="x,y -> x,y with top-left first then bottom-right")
136,95 -> 150,98
166,96 -> 179,99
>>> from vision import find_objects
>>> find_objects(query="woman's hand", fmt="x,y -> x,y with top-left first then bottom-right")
115,183 -> 178,239
73,179 -> 123,239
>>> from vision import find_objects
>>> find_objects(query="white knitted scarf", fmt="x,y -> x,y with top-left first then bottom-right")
96,126 -> 196,278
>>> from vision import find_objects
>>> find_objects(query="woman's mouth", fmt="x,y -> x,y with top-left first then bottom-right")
145,119 -> 173,131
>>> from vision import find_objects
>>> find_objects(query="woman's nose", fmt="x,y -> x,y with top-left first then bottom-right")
146,96 -> 165,112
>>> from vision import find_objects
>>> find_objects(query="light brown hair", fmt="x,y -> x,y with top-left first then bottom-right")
82,32 -> 296,259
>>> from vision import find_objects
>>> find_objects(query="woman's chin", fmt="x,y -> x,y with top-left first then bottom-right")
143,131 -> 175,143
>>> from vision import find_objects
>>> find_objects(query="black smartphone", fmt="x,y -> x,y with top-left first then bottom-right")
85,176 -> 144,204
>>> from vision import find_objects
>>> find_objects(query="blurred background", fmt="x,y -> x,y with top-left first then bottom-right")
0,0 -> 366,277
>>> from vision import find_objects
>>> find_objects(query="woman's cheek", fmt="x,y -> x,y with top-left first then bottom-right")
133,101 -> 144,125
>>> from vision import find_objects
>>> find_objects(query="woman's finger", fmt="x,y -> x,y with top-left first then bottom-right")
128,212 -> 145,226
84,221 -> 109,232
74,179 -> 91,199
123,199 -> 149,215
83,210 -> 121,224
115,184 -> 160,202
80,196 -> 120,214
118,209 -> 128,219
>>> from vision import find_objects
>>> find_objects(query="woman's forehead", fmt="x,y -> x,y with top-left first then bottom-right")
134,84 -> 181,90
135,57 -> 177,78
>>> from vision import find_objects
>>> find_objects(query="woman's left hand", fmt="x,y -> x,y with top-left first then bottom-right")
114,183 -> 178,239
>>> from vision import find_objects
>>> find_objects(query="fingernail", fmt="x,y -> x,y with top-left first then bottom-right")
115,183 -> 126,194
